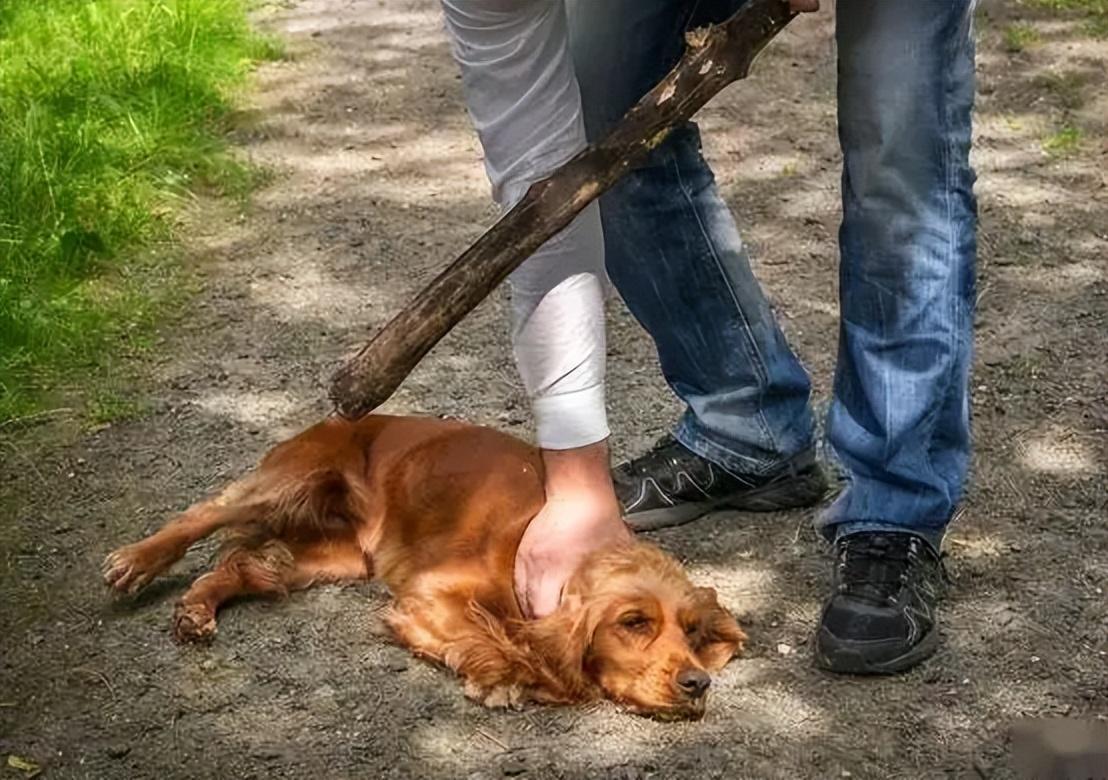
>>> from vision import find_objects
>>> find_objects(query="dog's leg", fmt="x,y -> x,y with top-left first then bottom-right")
172,539 -> 293,643
387,593 -> 534,709
103,478 -> 265,594
173,534 -> 370,643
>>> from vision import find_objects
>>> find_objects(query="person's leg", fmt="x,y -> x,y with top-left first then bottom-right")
566,0 -> 815,477
815,0 -> 977,675
819,0 -> 978,548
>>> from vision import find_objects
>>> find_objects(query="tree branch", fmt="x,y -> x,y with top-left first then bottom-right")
331,0 -> 796,419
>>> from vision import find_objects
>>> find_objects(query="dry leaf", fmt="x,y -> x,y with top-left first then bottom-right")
7,754 -> 42,777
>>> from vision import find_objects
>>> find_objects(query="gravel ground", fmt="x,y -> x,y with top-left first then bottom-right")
1,1 -> 1106,778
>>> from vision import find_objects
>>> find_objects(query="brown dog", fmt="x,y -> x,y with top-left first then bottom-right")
103,415 -> 746,718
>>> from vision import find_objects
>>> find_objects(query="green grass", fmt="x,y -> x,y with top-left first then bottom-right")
1042,123 -> 1083,156
1027,0 -> 1108,36
0,0 -> 280,423
1032,70 -> 1088,110
88,387 -> 148,425
1004,22 -> 1041,52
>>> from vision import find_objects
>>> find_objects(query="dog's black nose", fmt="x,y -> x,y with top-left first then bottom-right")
676,668 -> 711,699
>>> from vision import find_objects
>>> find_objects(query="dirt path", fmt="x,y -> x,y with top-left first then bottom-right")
2,1 -> 1106,778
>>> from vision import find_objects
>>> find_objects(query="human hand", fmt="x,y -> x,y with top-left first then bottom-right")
514,442 -> 631,619
789,0 -> 820,12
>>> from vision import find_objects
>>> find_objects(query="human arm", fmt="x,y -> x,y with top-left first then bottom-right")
440,0 -> 628,617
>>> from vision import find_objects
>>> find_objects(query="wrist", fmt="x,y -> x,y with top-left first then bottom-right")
540,441 -> 616,502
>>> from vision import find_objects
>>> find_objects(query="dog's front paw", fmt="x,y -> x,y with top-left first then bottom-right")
173,602 -> 217,644
463,680 -> 526,710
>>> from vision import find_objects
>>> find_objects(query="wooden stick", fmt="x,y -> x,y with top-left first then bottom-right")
331,0 -> 795,418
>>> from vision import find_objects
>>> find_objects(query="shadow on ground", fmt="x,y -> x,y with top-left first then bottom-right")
1,0 -> 1105,777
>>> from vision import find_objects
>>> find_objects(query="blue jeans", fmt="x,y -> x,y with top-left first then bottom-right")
566,0 -> 977,547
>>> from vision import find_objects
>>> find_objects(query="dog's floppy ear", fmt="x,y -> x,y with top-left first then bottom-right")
691,587 -> 747,671
521,593 -> 602,700
536,592 -> 601,660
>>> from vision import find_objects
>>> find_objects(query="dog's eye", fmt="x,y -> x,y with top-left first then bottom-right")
684,623 -> 701,637
618,613 -> 651,631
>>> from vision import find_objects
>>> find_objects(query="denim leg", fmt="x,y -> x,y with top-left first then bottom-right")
566,0 -> 815,475
819,0 -> 978,547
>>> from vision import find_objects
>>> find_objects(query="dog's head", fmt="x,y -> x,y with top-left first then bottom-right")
529,542 -> 746,720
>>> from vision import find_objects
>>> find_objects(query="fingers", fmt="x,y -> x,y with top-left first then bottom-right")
513,560 -> 533,618
526,570 -> 563,619
514,553 -> 564,619
790,0 -> 820,12
513,458 -> 626,620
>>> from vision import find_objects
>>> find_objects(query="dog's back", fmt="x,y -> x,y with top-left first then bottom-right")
103,414 -> 545,642
103,415 -> 745,715
316,414 -> 546,592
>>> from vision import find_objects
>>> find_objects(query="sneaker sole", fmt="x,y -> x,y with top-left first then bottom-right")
623,467 -> 829,532
813,624 -> 939,675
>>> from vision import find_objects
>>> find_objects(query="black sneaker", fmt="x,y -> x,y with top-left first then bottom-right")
611,436 -> 828,531
815,531 -> 948,675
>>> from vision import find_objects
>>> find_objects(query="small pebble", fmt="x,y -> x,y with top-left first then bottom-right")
106,744 -> 131,759
501,757 -> 526,776
777,643 -> 794,656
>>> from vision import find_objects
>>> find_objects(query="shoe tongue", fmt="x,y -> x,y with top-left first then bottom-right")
841,537 -> 911,604
847,579 -> 901,606
847,534 -> 912,561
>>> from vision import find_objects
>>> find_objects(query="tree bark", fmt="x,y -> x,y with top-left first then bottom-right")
331,0 -> 796,419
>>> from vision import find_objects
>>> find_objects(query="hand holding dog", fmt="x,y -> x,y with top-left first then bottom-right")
514,442 -> 631,619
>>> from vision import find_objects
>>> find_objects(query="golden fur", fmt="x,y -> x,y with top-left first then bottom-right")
103,415 -> 746,718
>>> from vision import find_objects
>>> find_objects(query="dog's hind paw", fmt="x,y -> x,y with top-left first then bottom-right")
102,541 -> 173,594
173,602 -> 217,644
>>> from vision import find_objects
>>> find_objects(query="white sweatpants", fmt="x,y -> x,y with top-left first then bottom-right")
440,0 -> 609,450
